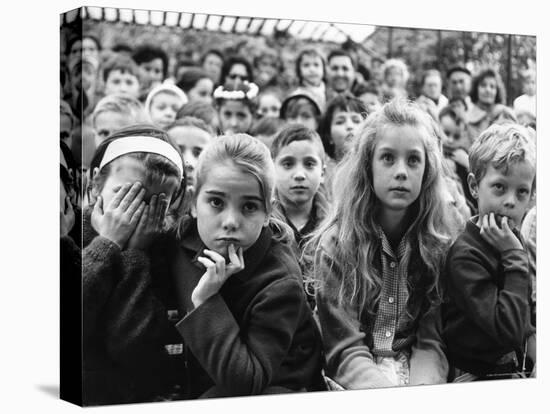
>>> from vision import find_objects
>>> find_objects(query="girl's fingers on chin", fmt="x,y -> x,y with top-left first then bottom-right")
238,247 -> 244,263
227,244 -> 239,263
197,256 -> 215,268
203,249 -> 225,263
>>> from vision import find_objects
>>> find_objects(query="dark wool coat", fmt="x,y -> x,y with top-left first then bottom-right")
169,218 -> 325,398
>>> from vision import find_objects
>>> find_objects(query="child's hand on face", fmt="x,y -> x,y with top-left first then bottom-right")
479,212 -> 523,253
91,182 -> 146,249
191,244 -> 245,308
127,193 -> 168,251
60,196 -> 75,237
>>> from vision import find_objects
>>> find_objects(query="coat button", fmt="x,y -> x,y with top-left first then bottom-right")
385,331 -> 392,338
390,261 -> 396,268
388,296 -> 395,304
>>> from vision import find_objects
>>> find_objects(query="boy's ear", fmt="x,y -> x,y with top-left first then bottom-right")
320,162 -> 326,184
467,173 -> 479,199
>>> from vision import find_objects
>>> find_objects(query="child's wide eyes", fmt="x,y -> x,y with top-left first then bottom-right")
243,202 -> 259,213
209,197 -> 224,209
408,155 -> 421,166
381,153 -> 394,163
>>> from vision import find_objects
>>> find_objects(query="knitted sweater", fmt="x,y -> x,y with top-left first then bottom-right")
81,208 -> 187,405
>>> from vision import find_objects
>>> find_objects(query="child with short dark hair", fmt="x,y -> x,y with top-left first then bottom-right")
102,54 -> 141,100
318,93 -> 368,201
132,44 -> 169,99
319,93 -> 367,162
271,124 -> 328,249
443,122 -> 536,381
280,89 -> 322,133
253,48 -> 281,90
271,124 -> 329,308
176,68 -> 214,106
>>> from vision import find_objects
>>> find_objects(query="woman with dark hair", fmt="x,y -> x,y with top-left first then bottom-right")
467,68 -> 508,140
200,49 -> 225,85
220,55 -> 254,89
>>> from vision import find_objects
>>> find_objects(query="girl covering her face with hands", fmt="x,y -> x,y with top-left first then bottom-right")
82,125 -> 188,405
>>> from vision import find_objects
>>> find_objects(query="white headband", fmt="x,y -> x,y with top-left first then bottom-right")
99,136 -> 184,180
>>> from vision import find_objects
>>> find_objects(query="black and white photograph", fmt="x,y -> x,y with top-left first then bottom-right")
58,2 -> 539,407
3,0 -> 547,413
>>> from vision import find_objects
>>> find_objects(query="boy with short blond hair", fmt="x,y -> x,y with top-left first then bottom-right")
443,122 -> 536,381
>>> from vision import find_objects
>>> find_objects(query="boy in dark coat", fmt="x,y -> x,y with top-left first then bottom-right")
442,123 -> 536,380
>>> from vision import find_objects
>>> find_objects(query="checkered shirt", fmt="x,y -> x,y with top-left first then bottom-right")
371,226 -> 412,357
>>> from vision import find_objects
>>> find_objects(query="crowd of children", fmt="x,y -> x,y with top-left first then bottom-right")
60,30 -> 537,405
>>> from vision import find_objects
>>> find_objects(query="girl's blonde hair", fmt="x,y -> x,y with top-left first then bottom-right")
306,99 -> 458,317
188,133 -> 294,243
